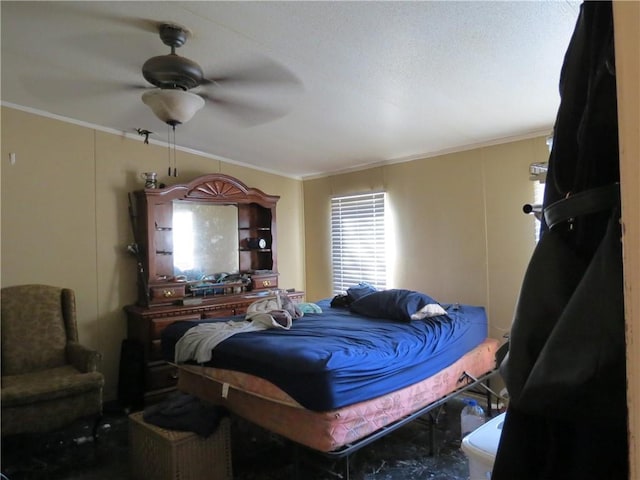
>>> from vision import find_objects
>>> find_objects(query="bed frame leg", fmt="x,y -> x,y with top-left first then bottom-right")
486,377 -> 493,417
429,414 -> 436,456
343,454 -> 351,480
425,404 -> 447,457
292,443 -> 301,480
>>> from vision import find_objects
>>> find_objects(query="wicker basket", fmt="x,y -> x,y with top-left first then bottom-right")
129,411 -> 233,480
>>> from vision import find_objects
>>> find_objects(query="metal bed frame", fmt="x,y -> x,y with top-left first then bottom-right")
290,368 -> 502,480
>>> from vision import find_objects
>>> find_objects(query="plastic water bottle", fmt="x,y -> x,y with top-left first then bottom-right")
460,399 -> 485,439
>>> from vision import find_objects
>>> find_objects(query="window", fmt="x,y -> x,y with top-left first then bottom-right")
331,192 -> 387,294
529,161 -> 548,243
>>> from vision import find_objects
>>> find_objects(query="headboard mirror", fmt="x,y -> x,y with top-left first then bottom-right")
131,173 -> 279,307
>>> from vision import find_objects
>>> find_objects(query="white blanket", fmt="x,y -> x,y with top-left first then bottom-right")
174,293 -> 301,364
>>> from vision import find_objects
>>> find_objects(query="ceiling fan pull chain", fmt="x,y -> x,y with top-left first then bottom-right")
167,124 -> 172,176
172,125 -> 178,177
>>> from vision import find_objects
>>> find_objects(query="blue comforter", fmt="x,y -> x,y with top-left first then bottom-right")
162,299 -> 487,411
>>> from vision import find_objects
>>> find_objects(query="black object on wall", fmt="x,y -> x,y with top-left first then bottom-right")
493,2 -> 628,479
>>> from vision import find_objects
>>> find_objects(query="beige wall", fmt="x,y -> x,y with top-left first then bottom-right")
0,105 -> 547,401
304,137 -> 549,342
0,106 -> 305,400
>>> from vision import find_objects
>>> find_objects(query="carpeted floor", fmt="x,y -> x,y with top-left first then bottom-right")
1,396 -> 489,480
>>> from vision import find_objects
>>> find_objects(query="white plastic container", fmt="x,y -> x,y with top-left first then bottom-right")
461,412 -> 506,480
460,399 -> 485,439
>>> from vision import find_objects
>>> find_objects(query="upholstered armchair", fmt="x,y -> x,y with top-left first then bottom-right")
1,285 -> 105,437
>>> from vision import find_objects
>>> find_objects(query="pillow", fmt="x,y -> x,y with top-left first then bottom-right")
330,294 -> 351,308
349,289 -> 445,322
346,282 -> 378,301
412,303 -> 447,320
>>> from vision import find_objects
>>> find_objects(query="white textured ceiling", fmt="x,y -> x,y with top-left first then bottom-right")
1,1 -> 581,178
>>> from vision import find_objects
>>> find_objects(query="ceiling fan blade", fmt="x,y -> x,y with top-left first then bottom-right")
20,74 -> 136,102
113,17 -> 165,34
61,4 -> 164,34
202,57 -> 303,90
125,83 -> 153,91
199,92 -> 290,126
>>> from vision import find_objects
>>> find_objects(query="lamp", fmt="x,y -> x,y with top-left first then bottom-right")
141,89 -> 205,126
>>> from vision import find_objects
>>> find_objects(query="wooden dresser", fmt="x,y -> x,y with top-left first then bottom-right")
124,291 -> 304,404
122,173 -> 303,405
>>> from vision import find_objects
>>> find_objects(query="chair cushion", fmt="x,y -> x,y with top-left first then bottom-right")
1,365 -> 104,407
1,285 -> 68,375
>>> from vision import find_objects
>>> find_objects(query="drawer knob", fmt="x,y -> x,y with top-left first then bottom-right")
163,290 -> 174,298
262,280 -> 271,287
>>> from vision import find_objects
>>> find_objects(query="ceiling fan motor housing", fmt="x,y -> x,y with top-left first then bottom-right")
142,23 -> 203,90
159,23 -> 189,48
142,54 -> 204,90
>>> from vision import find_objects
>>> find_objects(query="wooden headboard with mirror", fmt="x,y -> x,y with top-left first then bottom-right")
130,173 -> 279,307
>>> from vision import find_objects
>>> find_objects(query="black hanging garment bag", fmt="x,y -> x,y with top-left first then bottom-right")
492,2 -> 628,479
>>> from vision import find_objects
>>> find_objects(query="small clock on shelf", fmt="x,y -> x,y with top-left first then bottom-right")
246,237 -> 267,249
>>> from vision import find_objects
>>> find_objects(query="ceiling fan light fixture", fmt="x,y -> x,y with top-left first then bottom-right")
142,89 -> 205,126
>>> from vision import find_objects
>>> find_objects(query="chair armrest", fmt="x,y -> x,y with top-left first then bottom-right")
66,342 -> 102,373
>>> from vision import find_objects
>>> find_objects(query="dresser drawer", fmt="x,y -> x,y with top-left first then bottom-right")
251,274 -> 278,290
150,339 -> 166,362
146,363 -> 179,391
150,284 -> 186,302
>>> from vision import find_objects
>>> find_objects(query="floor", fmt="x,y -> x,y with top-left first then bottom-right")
1,396 -> 489,480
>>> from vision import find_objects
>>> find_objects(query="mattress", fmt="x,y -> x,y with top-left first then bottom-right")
176,337 -> 500,452
162,299 -> 489,411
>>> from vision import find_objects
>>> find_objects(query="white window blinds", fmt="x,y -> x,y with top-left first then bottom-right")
331,192 -> 387,294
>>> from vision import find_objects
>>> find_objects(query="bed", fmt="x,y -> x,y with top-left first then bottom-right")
161,289 -> 500,471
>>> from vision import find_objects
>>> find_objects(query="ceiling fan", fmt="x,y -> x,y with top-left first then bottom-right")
139,22 -> 302,126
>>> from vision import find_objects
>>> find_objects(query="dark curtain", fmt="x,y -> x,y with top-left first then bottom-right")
492,2 -> 628,479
